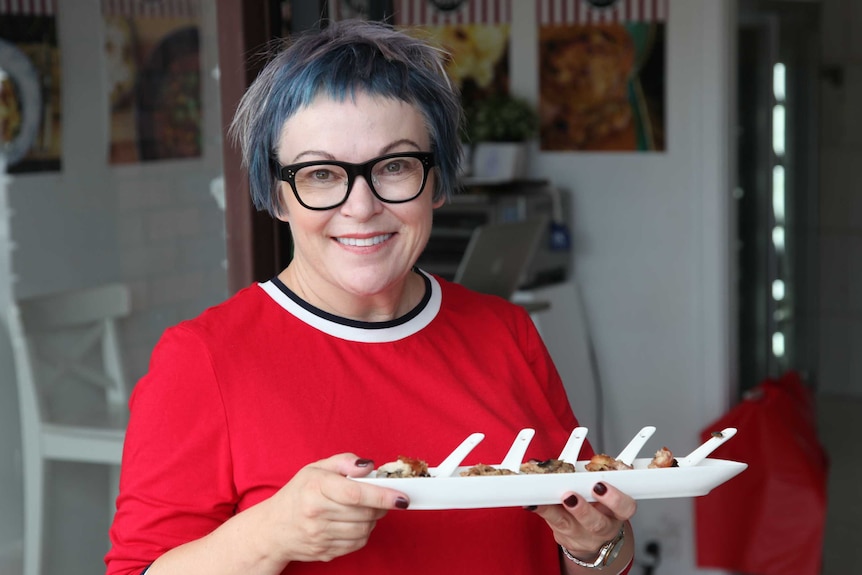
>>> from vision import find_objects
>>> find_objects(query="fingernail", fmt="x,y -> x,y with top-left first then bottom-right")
593,482 -> 608,496
523,505 -> 537,512
564,495 -> 578,508
395,497 -> 410,509
355,458 -> 373,467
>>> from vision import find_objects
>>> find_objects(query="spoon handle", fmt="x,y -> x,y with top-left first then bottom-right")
558,426 -> 589,463
434,432 -> 485,477
500,428 -> 536,472
616,426 -> 657,466
678,427 -> 737,467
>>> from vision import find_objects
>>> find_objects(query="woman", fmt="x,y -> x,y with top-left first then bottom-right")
105,20 -> 636,575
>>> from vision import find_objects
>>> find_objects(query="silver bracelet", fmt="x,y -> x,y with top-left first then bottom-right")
560,525 -> 626,570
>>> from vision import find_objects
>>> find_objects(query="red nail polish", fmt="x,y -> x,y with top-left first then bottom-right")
593,482 -> 608,496
564,495 -> 578,507
355,458 -> 373,467
395,497 -> 410,509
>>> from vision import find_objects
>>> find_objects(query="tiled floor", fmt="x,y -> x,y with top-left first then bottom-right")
817,393 -> 862,575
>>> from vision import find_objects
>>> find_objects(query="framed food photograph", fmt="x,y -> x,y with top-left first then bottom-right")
392,0 -> 512,104
0,39 -> 42,170
536,0 -> 667,152
102,0 -> 202,164
328,0 -> 515,133
0,2 -> 62,174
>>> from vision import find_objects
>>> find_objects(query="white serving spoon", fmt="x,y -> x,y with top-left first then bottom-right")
677,427 -> 738,467
558,426 -> 589,463
433,432 -> 485,477
615,426 -> 657,466
499,428 -> 536,472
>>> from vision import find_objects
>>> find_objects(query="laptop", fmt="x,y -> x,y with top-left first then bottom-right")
453,215 -> 550,300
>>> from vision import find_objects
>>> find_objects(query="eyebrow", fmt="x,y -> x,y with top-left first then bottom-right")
287,138 -> 424,164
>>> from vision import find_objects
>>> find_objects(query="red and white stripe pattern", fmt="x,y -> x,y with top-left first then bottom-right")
537,0 -> 668,25
0,0 -> 55,15
393,0 -> 511,26
101,0 -> 199,19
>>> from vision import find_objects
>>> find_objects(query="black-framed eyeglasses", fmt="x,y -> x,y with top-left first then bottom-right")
277,151 -> 436,211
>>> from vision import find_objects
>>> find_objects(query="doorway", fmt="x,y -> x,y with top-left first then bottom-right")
217,0 -> 331,293
736,0 -> 820,393
737,1 -> 862,572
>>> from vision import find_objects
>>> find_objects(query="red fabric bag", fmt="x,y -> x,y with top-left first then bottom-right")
695,371 -> 828,575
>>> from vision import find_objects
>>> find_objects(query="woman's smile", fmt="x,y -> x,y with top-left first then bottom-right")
335,233 -> 394,247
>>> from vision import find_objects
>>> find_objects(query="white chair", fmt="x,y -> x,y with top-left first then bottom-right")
7,283 -> 131,575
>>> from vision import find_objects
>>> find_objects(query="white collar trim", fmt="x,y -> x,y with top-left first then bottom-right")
258,270 -> 441,343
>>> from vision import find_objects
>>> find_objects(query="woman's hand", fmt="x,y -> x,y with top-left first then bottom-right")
260,453 -> 409,565
531,481 -> 636,570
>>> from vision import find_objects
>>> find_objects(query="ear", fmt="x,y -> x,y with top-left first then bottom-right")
274,205 -> 290,223
432,195 -> 446,209
274,185 -> 291,223
275,207 -> 290,223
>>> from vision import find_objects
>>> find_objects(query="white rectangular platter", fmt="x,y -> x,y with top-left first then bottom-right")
352,458 -> 747,510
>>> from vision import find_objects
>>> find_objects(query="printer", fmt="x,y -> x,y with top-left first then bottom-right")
418,180 -> 571,289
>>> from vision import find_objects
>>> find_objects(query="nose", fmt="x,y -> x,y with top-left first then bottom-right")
340,174 -> 382,218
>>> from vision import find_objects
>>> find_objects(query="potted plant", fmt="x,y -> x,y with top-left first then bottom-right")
463,93 -> 538,181
465,94 -> 538,143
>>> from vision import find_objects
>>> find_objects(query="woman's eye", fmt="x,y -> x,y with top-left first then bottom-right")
296,165 -> 344,187
380,160 -> 405,175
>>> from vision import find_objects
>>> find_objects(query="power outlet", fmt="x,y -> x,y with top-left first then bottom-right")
638,512 -> 683,562
639,540 -> 661,573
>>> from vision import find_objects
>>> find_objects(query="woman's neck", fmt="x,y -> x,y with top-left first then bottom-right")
277,264 -> 426,323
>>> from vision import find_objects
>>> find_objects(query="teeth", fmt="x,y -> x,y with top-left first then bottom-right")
337,234 -> 392,247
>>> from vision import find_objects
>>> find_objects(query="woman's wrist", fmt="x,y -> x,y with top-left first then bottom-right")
560,525 -> 625,568
560,522 -> 634,574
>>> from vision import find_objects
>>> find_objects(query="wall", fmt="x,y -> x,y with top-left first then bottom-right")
818,0 -> 862,397
0,1 -> 227,572
511,2 -> 736,573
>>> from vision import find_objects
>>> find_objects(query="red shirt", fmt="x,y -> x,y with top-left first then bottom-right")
106,272 -> 587,575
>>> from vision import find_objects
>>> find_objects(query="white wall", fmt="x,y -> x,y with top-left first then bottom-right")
512,2 -> 737,573
0,1 -> 227,572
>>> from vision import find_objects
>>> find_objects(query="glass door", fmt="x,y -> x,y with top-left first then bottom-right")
736,0 -> 821,392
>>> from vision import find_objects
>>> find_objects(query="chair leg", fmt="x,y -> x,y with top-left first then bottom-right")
22,453 -> 44,575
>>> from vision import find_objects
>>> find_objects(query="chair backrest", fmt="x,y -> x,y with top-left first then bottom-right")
8,283 -> 132,433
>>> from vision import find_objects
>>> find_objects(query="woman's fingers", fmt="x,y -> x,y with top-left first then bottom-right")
310,453 -> 410,511
530,481 -> 636,557
264,453 -> 410,563
312,452 -> 376,478
589,481 -> 637,520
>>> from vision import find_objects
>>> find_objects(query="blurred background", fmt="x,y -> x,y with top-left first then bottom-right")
0,0 -> 858,573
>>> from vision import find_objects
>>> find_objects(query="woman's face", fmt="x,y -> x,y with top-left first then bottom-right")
275,92 -> 443,305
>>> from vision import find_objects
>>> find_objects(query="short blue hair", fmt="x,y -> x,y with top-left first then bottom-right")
229,20 -> 464,216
